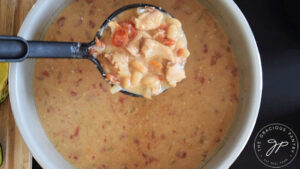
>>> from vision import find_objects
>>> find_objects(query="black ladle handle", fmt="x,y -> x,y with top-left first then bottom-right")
0,36 -> 90,62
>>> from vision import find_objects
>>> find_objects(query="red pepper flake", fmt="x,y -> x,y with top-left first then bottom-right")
226,46 -> 231,52
46,106 -> 54,113
41,70 -> 50,77
98,164 -> 107,169
210,52 -> 222,66
89,8 -> 95,15
160,134 -> 166,140
202,153 -> 208,159
70,91 -> 77,97
178,92 -> 185,97
76,68 -> 83,74
122,125 -> 126,130
75,78 -> 83,87
100,147 -> 106,152
133,138 -> 140,145
198,76 -> 205,85
145,156 -> 158,165
172,130 -> 177,134
103,138 -> 107,143
119,134 -> 125,140
230,94 -> 239,103
176,150 -> 187,159
142,152 -> 147,158
182,138 -> 187,144
230,82 -> 236,88
219,129 -> 223,133
231,67 -> 238,77
73,155 -> 78,160
85,0 -> 94,4
98,83 -> 103,89
74,19 -> 83,27
69,126 -> 80,139
184,10 -> 193,15
151,130 -> 155,139
57,16 -> 66,27
70,37 -> 74,42
168,111 -> 176,116
147,143 -> 151,150
194,69 -> 205,84
203,44 -> 208,53
173,0 -> 185,10
118,97 -> 127,104
92,155 -> 95,160
98,82 -> 107,92
134,163 -> 139,168
191,126 -> 199,138
89,20 -> 96,28
141,152 -> 158,165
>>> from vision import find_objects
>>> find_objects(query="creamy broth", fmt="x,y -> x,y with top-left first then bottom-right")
33,0 -> 239,169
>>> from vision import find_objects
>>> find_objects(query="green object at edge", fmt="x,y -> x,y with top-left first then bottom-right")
0,84 -> 8,104
0,143 -> 3,166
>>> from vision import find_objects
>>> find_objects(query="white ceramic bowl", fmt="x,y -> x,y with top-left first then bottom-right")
9,0 -> 262,169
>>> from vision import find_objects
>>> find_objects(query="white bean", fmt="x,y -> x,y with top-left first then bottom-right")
131,60 -> 148,74
131,71 -> 143,86
121,77 -> 131,88
142,75 -> 160,88
167,24 -> 179,41
167,18 -> 182,28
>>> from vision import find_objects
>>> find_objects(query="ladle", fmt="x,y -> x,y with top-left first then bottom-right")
0,3 -> 171,97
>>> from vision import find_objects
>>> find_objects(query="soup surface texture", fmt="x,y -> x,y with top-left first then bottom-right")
33,0 -> 240,169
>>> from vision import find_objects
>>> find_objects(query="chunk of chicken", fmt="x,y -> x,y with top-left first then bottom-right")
134,10 -> 164,30
104,51 -> 130,77
107,21 -> 120,35
141,39 -> 174,61
126,31 -> 151,57
166,63 -> 186,87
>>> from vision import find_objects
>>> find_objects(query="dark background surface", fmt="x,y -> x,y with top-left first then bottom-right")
33,0 -> 300,168
230,0 -> 300,169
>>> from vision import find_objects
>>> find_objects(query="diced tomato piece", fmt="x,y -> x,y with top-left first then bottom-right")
106,74 -> 119,84
162,38 -> 175,46
156,34 -> 164,41
112,28 -> 129,47
177,48 -> 185,56
120,21 -> 138,40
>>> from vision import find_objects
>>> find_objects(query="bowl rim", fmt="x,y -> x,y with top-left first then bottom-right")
9,0 -> 263,169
